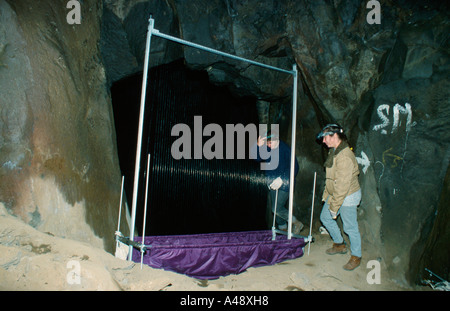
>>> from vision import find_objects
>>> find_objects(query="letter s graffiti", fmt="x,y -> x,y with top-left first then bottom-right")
373,104 -> 390,134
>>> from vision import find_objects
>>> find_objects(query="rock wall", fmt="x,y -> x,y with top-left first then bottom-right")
0,0 -> 125,253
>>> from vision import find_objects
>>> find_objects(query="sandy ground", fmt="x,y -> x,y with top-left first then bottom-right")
201,233 -> 409,292
0,205 -> 415,292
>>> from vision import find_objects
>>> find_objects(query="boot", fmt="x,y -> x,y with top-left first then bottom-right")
326,242 -> 347,255
343,255 -> 361,271
293,220 -> 304,235
278,220 -> 304,235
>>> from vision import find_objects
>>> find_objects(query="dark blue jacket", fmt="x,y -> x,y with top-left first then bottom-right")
251,141 -> 299,192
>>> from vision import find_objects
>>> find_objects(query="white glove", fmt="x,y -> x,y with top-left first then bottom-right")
269,177 -> 283,190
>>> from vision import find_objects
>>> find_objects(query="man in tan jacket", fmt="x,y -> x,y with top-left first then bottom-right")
316,124 -> 362,271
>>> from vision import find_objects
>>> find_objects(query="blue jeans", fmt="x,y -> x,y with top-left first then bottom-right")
320,193 -> 362,257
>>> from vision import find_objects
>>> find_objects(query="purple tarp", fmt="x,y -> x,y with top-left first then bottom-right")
132,230 -> 307,279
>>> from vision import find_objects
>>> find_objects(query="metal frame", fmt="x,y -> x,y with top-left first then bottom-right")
125,16 -> 300,260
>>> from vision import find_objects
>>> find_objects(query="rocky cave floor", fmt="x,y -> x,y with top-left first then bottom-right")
0,204 -> 431,291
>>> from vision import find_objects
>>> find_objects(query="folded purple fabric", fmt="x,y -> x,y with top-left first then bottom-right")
132,230 -> 306,279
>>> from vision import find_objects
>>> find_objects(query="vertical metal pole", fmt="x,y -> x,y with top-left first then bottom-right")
115,175 -> 125,251
271,189 -> 279,241
140,154 -> 151,269
308,172 -> 317,255
287,64 -> 298,239
128,16 -> 154,261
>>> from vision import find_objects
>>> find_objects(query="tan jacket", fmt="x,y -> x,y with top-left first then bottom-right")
322,142 -> 360,213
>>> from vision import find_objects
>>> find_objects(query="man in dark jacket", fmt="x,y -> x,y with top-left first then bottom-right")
251,132 -> 303,234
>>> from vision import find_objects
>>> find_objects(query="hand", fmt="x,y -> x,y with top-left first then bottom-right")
257,135 -> 266,147
269,177 -> 283,190
329,209 -> 337,219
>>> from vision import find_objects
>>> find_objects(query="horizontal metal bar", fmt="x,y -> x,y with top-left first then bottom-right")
151,28 -> 296,76
271,228 -> 312,242
116,234 -> 149,252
